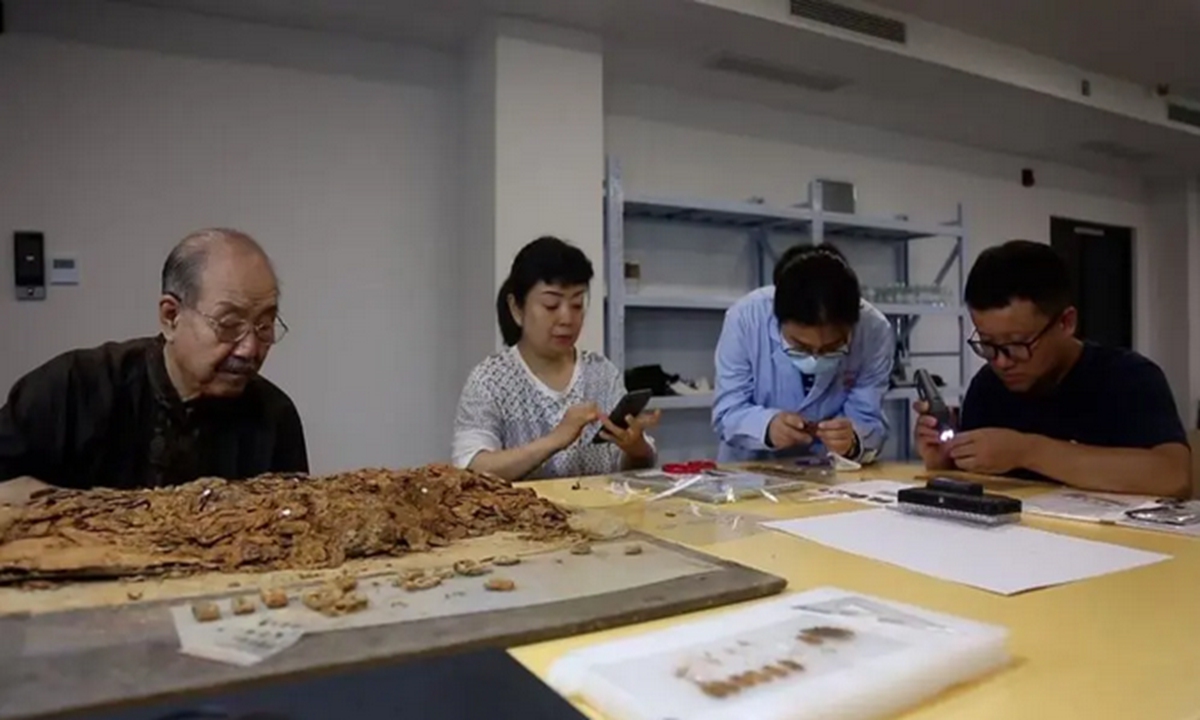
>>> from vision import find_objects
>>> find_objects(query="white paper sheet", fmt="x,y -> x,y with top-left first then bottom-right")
764,509 -> 1170,595
169,541 -> 718,665
172,608 -> 305,666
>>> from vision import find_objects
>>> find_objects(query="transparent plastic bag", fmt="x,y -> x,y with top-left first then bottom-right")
614,469 -> 817,505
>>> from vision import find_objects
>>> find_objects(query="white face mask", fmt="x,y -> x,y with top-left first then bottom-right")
789,353 -> 842,376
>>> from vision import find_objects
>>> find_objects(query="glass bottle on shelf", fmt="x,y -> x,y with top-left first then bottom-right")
624,261 -> 641,295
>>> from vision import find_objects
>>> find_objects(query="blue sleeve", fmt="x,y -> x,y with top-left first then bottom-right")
842,317 -> 894,458
712,302 -> 777,451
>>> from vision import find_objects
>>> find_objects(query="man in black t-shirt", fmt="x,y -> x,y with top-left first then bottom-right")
0,229 -> 308,502
914,240 -> 1190,497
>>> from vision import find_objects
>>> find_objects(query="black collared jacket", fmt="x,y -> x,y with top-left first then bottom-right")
0,336 -> 308,489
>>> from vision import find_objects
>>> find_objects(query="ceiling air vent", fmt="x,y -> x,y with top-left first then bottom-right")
708,54 -> 851,92
790,0 -> 907,44
1167,102 -> 1200,130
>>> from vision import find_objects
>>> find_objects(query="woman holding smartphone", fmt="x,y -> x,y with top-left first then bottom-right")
452,236 -> 659,480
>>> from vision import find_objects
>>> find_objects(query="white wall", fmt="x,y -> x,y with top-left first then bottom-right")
1190,180 -> 1200,425
606,82 -> 1154,459
1145,180 -> 1193,422
493,21 -> 606,354
0,34 -> 463,473
463,19 -> 607,357
461,28 -> 500,367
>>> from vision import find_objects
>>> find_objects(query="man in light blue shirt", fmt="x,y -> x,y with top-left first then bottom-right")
713,244 -> 894,463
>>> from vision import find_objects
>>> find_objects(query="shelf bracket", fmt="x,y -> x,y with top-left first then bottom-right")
900,242 -> 963,344
932,242 -> 962,287
752,228 -> 775,286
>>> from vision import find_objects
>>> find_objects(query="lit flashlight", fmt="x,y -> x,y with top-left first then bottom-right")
916,369 -> 957,445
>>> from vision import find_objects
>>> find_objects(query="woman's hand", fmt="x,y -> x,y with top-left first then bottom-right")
549,403 -> 601,450
599,410 -> 662,462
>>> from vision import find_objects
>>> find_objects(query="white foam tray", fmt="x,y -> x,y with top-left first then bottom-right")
547,587 -> 1009,720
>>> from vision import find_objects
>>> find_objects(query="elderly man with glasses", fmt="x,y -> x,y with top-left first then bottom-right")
914,240 -> 1189,497
0,229 -> 307,502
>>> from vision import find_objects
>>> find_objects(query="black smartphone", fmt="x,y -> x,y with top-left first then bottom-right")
591,389 -> 654,443
914,369 -> 956,440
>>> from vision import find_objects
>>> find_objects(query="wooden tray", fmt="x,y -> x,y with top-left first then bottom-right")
0,532 -> 786,720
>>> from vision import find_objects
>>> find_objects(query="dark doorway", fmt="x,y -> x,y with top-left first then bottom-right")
1050,218 -> 1134,349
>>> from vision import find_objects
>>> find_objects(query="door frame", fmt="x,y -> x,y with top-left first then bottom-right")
1049,216 -> 1137,350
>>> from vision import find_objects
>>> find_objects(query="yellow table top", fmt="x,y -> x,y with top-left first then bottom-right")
511,463 -> 1200,720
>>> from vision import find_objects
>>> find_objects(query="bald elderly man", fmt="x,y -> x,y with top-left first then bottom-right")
0,229 -> 307,501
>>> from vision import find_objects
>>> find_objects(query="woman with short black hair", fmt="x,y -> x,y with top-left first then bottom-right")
713,243 -> 894,463
452,236 -> 658,480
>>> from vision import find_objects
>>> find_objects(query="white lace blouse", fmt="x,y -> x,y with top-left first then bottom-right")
452,347 -> 652,480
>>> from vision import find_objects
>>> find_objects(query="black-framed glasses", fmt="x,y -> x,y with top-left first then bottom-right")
968,316 -> 1057,362
170,294 -> 288,345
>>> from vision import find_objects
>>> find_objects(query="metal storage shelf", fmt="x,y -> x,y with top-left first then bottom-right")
883,386 -> 965,402
821,212 -> 965,242
624,295 -> 964,316
646,386 -> 964,412
623,293 -> 741,311
624,194 -> 814,234
604,157 -> 968,460
873,303 -> 965,317
648,394 -> 716,411
623,195 -> 965,242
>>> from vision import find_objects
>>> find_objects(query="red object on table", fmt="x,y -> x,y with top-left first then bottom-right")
661,460 -> 718,474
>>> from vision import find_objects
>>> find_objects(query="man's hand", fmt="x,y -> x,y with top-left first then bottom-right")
767,412 -> 814,450
945,428 -> 1031,475
816,417 -> 856,456
912,400 -> 956,469
599,410 -> 662,461
549,403 -> 601,450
